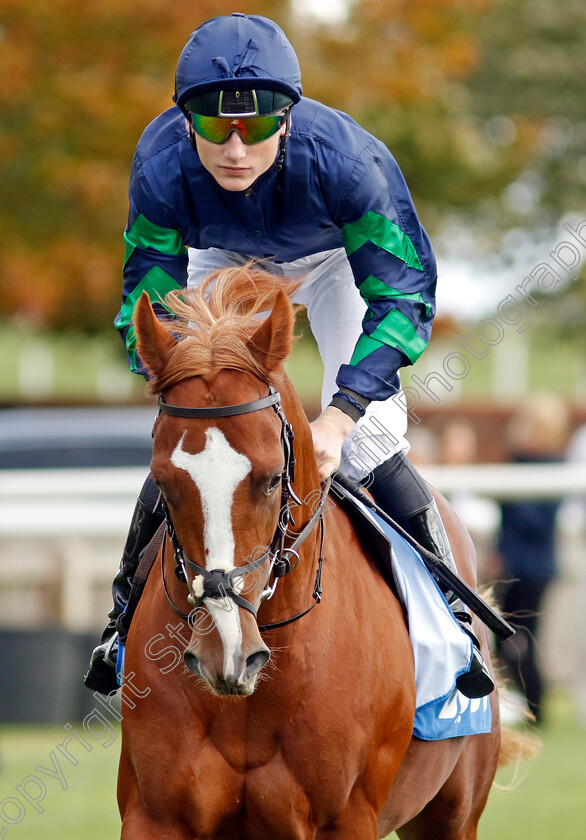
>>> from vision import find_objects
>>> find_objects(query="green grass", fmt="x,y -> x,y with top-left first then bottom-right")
0,692 -> 584,838
478,691 -> 586,840
0,321 -> 325,409
1,316 -> 583,409
286,327 -> 324,410
0,723 -> 121,838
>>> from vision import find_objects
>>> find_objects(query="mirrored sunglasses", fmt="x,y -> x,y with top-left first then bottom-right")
189,113 -> 286,145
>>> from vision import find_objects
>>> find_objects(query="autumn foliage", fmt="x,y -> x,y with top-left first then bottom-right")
0,0 -> 290,329
3,0 -> 574,332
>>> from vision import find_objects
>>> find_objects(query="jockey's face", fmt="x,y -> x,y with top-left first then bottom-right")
191,123 -> 286,192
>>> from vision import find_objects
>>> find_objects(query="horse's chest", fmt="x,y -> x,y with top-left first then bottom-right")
169,716 -> 388,839
173,746 -> 348,840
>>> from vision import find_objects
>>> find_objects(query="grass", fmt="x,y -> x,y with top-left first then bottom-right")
0,723 -> 121,838
478,691 -> 586,840
1,315 -> 583,409
0,691 -> 584,839
0,320 -> 325,408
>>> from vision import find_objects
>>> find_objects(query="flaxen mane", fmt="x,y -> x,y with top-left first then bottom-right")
145,264 -> 301,393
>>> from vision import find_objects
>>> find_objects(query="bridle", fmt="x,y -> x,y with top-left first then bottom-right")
156,386 -> 330,631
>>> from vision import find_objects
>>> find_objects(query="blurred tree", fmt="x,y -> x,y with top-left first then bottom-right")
1,0 -> 583,333
466,0 -> 586,231
0,0 -> 290,331
299,0 -> 586,339
299,0 -> 586,248
463,0 -> 586,348
295,1 -> 521,240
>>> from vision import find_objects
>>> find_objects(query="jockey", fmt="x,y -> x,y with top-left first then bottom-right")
84,13 -> 493,699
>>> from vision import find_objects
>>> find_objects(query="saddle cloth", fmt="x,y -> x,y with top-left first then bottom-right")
332,481 -> 492,741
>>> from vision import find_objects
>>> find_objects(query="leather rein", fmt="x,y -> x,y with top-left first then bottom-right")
156,387 -> 330,631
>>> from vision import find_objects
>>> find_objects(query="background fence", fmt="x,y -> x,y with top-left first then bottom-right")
1,464 -> 585,718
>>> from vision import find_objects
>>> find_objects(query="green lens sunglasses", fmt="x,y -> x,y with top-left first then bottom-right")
189,112 -> 287,145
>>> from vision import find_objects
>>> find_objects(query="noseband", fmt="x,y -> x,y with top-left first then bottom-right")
156,387 -> 329,629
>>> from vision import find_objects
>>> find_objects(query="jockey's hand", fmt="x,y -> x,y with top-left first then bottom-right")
310,406 -> 355,481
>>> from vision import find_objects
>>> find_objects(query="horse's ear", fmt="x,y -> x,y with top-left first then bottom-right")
133,291 -> 177,379
248,290 -> 294,374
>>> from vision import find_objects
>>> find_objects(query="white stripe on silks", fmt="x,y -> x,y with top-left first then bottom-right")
171,429 -> 252,677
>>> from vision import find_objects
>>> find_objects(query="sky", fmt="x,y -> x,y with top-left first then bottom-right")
435,216 -> 581,320
293,0 -> 349,24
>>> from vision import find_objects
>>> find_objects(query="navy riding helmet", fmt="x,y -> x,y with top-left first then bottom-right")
174,13 -> 303,119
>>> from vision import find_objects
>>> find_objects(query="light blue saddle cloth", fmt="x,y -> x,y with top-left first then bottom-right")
359,500 -> 492,740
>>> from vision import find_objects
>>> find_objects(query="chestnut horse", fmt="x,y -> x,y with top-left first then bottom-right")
117,266 -> 502,839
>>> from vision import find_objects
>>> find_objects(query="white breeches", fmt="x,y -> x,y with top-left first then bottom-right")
187,246 -> 409,480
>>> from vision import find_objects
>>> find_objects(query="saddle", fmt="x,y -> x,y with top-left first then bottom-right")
330,477 -> 405,606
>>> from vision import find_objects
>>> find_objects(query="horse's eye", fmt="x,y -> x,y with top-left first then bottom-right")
264,473 -> 283,495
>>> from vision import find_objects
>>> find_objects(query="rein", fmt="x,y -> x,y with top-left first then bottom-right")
157,387 -> 330,630
258,514 -> 325,631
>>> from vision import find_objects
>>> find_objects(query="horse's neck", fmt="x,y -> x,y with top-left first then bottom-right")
279,378 -> 320,498
260,383 -> 326,610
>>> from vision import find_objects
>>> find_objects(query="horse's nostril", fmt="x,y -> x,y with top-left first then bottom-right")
184,650 -> 201,677
243,649 -> 270,681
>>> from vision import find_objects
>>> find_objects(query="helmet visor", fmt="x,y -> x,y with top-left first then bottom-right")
189,113 -> 286,145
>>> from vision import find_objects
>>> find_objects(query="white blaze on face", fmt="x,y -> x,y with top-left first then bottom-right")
171,428 -> 252,678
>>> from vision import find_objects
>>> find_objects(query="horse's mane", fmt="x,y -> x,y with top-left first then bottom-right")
145,263 -> 301,393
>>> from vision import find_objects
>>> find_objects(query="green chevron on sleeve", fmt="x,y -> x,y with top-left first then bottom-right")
114,266 -> 181,371
358,274 -> 432,316
124,214 -> 186,266
342,211 -> 423,270
350,309 -> 428,366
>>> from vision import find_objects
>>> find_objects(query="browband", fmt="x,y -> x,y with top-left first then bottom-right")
157,389 -> 282,418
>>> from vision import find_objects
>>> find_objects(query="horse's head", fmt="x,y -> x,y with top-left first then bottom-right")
133,267 -> 308,697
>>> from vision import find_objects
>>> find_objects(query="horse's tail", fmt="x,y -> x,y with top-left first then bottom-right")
494,726 -> 541,790
474,586 -> 541,781
498,726 -> 541,769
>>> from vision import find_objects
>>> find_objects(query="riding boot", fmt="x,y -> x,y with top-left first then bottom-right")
404,500 -> 495,699
84,493 -> 164,695
368,453 -> 494,699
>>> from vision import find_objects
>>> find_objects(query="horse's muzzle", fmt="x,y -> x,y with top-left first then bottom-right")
183,645 -> 270,697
